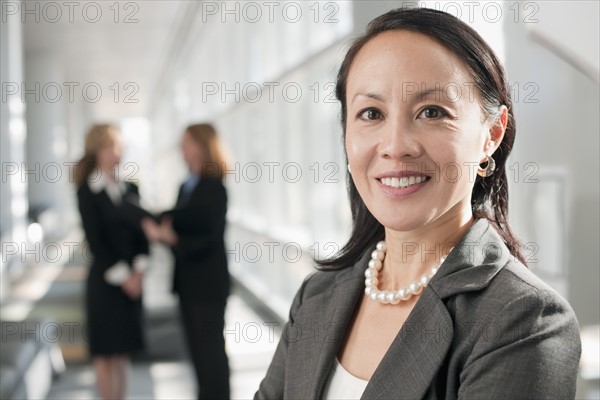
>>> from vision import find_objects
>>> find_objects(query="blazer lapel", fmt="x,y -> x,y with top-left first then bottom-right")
288,251 -> 455,400
361,218 -> 508,399
176,180 -> 199,207
361,289 -> 454,399
428,218 -> 509,300
288,251 -> 370,399
289,218 -> 508,399
313,264 -> 368,398
175,184 -> 185,206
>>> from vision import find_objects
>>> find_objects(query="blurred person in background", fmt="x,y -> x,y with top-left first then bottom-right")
75,124 -> 150,400
142,123 -> 231,400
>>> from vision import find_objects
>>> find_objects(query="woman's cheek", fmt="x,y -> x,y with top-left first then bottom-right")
347,129 -> 371,161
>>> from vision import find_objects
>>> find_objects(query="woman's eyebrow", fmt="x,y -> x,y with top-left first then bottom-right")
352,87 -> 454,104
351,92 -> 385,104
411,88 -> 447,102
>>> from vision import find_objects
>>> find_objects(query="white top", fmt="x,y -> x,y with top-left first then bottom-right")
323,358 -> 369,400
88,169 -> 126,205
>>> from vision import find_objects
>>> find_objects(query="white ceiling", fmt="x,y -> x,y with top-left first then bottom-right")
23,0 -> 598,124
23,1 -> 185,120
526,0 -> 599,83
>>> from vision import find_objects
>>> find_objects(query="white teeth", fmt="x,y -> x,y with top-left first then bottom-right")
380,176 -> 427,189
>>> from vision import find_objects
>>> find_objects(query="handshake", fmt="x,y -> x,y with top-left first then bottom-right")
141,215 -> 178,246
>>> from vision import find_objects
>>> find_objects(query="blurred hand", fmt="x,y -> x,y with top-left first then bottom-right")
121,270 -> 143,299
141,217 -> 161,242
159,216 -> 178,246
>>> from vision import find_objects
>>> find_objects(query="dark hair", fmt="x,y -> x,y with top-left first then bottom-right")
317,7 -> 526,270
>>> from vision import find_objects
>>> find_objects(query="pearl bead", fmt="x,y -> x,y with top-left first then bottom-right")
372,250 -> 384,261
398,288 -> 411,301
368,259 -> 382,271
364,242 -> 452,305
365,277 -> 378,287
385,291 -> 396,304
364,268 -> 376,278
409,282 -> 423,295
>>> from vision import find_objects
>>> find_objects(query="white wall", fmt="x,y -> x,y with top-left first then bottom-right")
0,9 -> 29,299
147,1 -> 355,309
503,1 -> 599,326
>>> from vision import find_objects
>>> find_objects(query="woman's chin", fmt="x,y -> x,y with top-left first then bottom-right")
372,213 -> 435,234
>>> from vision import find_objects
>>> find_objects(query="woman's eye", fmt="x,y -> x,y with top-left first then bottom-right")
419,106 -> 447,119
358,108 -> 383,121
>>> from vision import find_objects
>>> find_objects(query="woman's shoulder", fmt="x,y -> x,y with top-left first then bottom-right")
290,266 -> 358,309
488,259 -> 575,314
454,258 -> 581,376
193,176 -> 225,193
124,180 -> 139,192
454,258 -> 580,346
202,176 -> 226,187
76,181 -> 93,198
443,218 -> 577,322
282,268 -> 346,322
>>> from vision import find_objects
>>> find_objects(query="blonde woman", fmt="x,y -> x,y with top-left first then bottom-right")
142,123 -> 231,399
75,124 -> 150,399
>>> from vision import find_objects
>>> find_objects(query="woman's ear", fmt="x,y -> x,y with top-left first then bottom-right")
484,105 -> 508,156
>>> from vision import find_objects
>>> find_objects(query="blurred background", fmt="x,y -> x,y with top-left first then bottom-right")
1,0 -> 598,399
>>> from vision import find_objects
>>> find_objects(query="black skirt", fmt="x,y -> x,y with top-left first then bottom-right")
85,264 -> 144,355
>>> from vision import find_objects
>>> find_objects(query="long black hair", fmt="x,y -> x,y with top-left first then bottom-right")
317,7 -> 526,270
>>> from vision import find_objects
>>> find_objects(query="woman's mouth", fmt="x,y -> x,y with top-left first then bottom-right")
378,175 -> 429,189
376,175 -> 431,197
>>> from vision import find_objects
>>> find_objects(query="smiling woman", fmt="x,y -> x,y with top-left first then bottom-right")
255,7 -> 581,400
345,29 -> 504,234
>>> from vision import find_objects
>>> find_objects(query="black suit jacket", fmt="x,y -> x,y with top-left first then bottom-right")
163,177 -> 230,304
77,181 -> 150,271
255,218 -> 581,399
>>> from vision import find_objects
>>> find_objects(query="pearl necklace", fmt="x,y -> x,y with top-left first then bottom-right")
364,241 -> 448,305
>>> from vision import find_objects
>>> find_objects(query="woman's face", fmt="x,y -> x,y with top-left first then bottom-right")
181,131 -> 204,174
96,137 -> 122,176
345,30 -> 504,232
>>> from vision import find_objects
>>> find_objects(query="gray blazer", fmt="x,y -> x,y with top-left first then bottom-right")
254,219 -> 581,399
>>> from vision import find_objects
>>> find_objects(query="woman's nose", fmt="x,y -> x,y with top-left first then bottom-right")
377,119 -> 421,160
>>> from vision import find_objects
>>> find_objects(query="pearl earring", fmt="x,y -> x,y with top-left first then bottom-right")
347,164 -> 352,174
